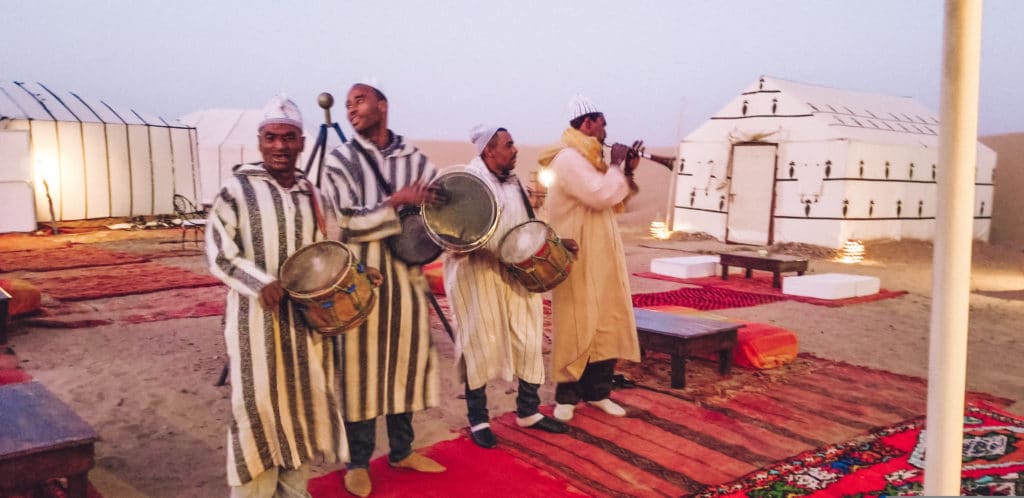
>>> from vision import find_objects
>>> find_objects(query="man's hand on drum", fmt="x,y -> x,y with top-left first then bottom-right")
387,181 -> 448,208
365,267 -> 384,288
259,281 -> 286,310
562,238 -> 580,255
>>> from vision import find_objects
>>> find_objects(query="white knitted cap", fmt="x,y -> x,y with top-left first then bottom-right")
568,93 -> 600,121
258,94 -> 303,131
469,124 -> 500,155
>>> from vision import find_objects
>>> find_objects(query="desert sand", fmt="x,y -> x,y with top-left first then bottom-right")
3,137 -> 1022,497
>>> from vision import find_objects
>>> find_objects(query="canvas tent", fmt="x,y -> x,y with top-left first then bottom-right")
0,80 -> 200,233
179,108 -> 344,205
670,76 -> 996,248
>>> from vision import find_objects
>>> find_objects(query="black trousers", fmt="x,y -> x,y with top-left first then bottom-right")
465,379 -> 542,427
554,358 -> 617,405
344,413 -> 414,469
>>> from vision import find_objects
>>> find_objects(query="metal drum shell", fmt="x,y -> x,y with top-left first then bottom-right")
421,169 -> 500,254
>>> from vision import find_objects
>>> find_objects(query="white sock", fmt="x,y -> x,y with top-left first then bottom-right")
470,422 -> 491,433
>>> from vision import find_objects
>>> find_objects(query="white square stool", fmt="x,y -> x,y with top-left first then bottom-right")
650,256 -> 719,279
782,273 -> 881,300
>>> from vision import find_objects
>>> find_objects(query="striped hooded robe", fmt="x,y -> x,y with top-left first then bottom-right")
206,164 -> 346,486
442,158 -> 546,390
321,132 -> 441,422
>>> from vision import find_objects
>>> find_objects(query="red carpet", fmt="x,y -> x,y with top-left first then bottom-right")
697,403 -> 1024,497
22,262 -> 222,301
485,354 -> 1010,497
635,271 -> 908,307
308,436 -> 588,497
23,286 -> 226,328
0,245 -> 149,272
631,285 -> 787,310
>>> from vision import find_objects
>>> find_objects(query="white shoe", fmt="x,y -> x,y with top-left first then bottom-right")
553,403 -> 575,422
588,398 -> 626,417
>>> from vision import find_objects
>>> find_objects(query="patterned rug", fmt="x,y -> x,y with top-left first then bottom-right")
635,272 -> 908,307
696,404 -> 1024,497
22,286 -> 226,328
631,285 -> 788,310
21,262 -> 222,301
0,245 -> 149,272
485,353 -> 1010,497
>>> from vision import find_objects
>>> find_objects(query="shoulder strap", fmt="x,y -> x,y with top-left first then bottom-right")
514,178 -> 536,220
350,140 -> 393,196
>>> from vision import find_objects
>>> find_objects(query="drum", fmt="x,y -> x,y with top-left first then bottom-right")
388,206 -> 443,266
279,240 -> 377,335
497,220 -> 574,293
422,170 -> 500,253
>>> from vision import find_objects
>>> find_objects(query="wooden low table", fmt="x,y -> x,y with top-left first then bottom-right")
0,381 -> 97,498
718,251 -> 809,288
634,309 -> 741,389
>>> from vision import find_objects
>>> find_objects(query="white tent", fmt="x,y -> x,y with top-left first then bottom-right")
0,80 -> 200,233
178,109 -> 344,205
670,76 -> 996,248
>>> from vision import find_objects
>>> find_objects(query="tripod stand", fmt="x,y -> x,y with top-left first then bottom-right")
304,92 -> 348,188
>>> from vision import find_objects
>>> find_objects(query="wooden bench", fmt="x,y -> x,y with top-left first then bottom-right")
634,309 -> 741,389
718,251 -> 809,288
0,381 -> 97,498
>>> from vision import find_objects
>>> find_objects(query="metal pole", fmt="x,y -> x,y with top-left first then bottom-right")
925,0 -> 983,494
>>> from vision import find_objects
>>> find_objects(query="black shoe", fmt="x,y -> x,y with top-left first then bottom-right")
470,427 -> 498,448
612,374 -> 637,389
526,416 -> 569,434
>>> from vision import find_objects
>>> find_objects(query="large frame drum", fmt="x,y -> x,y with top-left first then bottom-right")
279,240 -> 376,335
498,220 -> 574,293
422,169 -> 500,253
388,206 -> 443,266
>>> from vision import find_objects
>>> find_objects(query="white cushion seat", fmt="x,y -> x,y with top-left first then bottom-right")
782,273 -> 880,300
650,256 -> 719,279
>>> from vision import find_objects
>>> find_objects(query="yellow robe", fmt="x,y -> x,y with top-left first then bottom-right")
544,147 -> 640,383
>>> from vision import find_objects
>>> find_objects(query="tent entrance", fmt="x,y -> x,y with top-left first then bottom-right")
725,143 -> 778,245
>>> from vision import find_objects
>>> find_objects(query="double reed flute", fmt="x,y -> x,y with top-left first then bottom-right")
603,142 -> 676,171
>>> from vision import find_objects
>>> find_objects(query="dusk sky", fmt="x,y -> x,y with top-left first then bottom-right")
2,1 -> 1022,147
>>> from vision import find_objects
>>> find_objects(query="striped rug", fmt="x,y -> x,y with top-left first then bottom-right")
487,354 -> 1008,497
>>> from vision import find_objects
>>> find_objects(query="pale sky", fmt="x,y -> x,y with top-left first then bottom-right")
2,0 -> 1022,147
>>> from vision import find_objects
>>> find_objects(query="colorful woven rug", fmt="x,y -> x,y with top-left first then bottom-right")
696,404 -> 1024,497
0,245 -> 149,272
486,353 -> 1009,497
635,271 -> 907,307
21,262 -> 222,301
631,285 -> 788,310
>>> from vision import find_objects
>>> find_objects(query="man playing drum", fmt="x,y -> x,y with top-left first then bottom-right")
538,93 -> 643,423
444,125 -> 572,449
206,95 -> 348,496
320,82 -> 445,497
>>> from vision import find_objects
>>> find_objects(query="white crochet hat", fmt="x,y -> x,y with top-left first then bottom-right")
258,94 -> 303,131
469,124 -> 500,155
568,93 -> 600,121
354,77 -> 387,100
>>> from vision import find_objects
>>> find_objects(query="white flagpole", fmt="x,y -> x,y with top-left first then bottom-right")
925,0 -> 983,494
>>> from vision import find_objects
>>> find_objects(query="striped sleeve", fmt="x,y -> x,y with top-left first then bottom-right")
205,181 -> 275,297
323,145 -> 401,243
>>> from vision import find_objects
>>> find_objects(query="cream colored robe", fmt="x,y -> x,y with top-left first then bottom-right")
442,159 -> 546,390
546,148 -> 640,383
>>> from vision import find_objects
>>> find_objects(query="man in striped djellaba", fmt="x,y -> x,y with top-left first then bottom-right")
206,95 -> 346,497
321,82 -> 444,497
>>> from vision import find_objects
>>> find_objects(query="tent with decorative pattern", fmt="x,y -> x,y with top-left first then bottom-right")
669,75 -> 996,248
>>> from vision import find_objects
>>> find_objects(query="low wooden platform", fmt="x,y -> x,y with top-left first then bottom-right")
0,381 -> 97,498
719,251 -> 809,288
634,309 -> 741,389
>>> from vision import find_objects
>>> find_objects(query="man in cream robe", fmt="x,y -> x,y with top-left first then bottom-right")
540,94 -> 642,423
444,126 -> 569,449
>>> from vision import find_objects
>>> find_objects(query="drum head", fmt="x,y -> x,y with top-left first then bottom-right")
422,171 -> 498,252
389,208 -> 443,266
279,241 -> 351,296
498,221 -> 550,264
